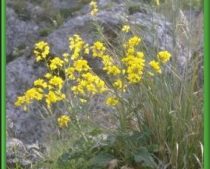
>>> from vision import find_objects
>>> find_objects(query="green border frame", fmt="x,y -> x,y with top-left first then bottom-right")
0,0 -> 209,169
204,0 -> 210,169
1,0 -> 6,167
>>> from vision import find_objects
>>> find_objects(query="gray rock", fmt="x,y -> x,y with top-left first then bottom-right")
6,56 -> 48,143
51,0 -> 81,10
7,138 -> 44,168
47,4 -> 127,54
6,7 -> 40,62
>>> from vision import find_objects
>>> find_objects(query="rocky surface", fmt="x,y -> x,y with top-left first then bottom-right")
6,7 -> 40,62
6,0 -> 87,63
7,138 -> 45,168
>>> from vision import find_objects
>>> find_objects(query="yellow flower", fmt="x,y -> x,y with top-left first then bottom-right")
65,67 -> 75,80
15,96 -> 26,107
104,65 -> 121,76
33,41 -> 50,62
80,98 -> 87,103
84,44 -> 90,54
49,76 -> 64,90
34,79 -> 47,88
149,60 -> 162,74
101,55 -> 113,66
127,73 -> 142,83
126,48 -> 135,55
101,54 -> 122,76
45,91 -> 65,108
57,115 -> 70,128
25,88 -> 43,102
106,97 -> 119,106
122,50 -> 145,84
90,1 -> 98,16
73,59 -> 90,72
136,52 -> 144,58
44,73 -> 53,79
155,0 -> 160,6
113,79 -> 123,89
122,25 -> 130,32
127,36 -> 141,47
92,41 -> 106,57
82,72 -> 95,82
157,51 -> 171,63
71,72 -> 107,96
15,88 -> 44,109
69,35 -> 86,60
71,85 -> 85,95
49,57 -> 64,70
63,53 -> 70,63
94,78 -> 107,93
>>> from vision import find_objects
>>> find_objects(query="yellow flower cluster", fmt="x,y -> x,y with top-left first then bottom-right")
122,36 -> 145,84
89,0 -> 98,16
33,41 -> 50,62
157,51 -> 171,63
57,115 -> 70,128
155,0 -> 160,6
73,59 -> 90,72
126,36 -> 141,48
67,35 -> 108,97
65,67 -> 75,80
65,58 -> 91,80
91,42 -> 121,76
69,34 -> 89,61
48,75 -> 64,90
49,57 -> 64,70
34,78 -> 47,88
106,97 -> 119,106
46,91 -> 65,108
113,79 -> 123,90
149,50 -> 171,74
16,30 -> 172,114
92,41 -> 106,57
15,88 -> 44,110
71,72 -> 107,95
149,60 -> 161,74
90,40 -> 125,104
63,53 -> 70,63
15,74 -> 65,109
122,25 -> 130,33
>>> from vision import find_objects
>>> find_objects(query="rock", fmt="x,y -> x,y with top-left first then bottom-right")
46,3 -> 173,54
7,138 -> 45,168
6,7 -> 40,62
46,3 -> 173,72
51,0 -> 82,10
6,56 -> 48,143
46,4 -> 127,54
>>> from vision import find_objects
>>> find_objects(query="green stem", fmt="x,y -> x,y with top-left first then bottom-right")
75,116 -> 89,143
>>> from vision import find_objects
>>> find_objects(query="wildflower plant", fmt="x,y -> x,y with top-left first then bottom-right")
15,25 -> 171,132
15,0 -> 172,131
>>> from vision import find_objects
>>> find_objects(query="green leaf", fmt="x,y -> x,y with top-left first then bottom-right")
88,152 -> 115,168
134,147 -> 157,169
88,128 -> 103,136
56,152 -> 72,168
